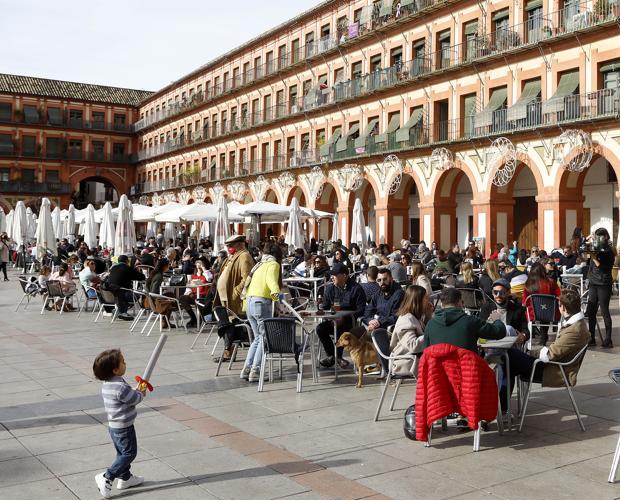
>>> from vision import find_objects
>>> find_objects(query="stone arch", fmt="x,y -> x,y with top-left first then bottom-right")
430,159 -> 479,203
555,143 -> 620,192
263,188 -> 281,204
286,186 -> 308,206
0,196 -> 13,212
68,169 -> 127,197
389,172 -> 424,243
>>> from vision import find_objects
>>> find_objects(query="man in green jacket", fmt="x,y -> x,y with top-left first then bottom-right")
424,288 -> 506,352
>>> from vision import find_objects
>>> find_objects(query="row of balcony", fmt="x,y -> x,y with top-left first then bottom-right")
0,146 -> 133,163
135,3 -> 620,163
134,149 -> 322,194
133,87 -> 619,195
133,0 -> 462,132
0,112 -> 132,133
0,181 -> 73,194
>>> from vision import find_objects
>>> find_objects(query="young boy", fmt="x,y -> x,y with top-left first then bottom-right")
93,349 -> 146,498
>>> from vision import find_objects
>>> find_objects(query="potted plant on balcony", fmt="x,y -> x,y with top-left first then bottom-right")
476,31 -> 491,57
542,25 -> 553,39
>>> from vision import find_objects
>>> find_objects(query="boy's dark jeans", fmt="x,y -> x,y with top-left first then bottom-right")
105,425 -> 137,481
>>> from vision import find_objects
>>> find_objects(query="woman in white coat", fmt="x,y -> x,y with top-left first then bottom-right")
389,284 -> 432,377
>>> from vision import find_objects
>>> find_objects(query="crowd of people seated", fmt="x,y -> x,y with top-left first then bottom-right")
1,224 -> 616,398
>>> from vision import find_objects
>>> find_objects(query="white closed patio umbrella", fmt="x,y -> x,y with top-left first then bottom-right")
6,209 -> 13,239
285,198 -> 305,251
163,223 -> 176,244
51,206 -> 62,241
26,207 -> 37,242
84,204 -> 98,249
66,204 -> 76,244
114,194 -> 136,256
331,212 -> 339,242
36,198 -> 57,258
351,198 -> 367,250
213,195 -> 230,254
146,221 -> 157,238
12,203 -> 27,247
99,202 -> 116,250
199,220 -> 211,239
0,208 -> 6,234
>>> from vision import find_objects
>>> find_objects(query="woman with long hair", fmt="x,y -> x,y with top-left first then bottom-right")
50,262 -> 77,310
374,285 -> 429,376
585,227 -> 615,347
241,243 -> 283,382
479,259 -> 500,297
410,261 -> 432,297
455,261 -> 479,289
522,261 -> 560,345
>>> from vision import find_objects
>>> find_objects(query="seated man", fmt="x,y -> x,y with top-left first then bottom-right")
424,288 -> 506,353
387,254 -> 408,283
500,289 -> 589,410
79,256 -> 101,298
360,265 -> 381,304
363,268 -> 405,332
106,255 -> 145,320
317,263 -> 366,369
479,278 -> 528,343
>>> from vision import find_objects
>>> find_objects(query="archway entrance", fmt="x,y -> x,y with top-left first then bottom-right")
559,155 -> 619,244
315,182 -> 338,241
491,163 -> 539,250
74,177 -> 119,209
433,169 -> 474,251
391,173 -> 422,244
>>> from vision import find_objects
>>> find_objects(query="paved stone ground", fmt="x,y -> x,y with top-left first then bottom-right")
1,267 -> 620,499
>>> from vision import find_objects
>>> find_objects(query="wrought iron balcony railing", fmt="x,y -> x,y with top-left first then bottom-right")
135,3 -> 619,164
0,181 -> 72,194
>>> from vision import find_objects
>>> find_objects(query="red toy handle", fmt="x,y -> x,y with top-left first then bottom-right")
135,375 -> 153,392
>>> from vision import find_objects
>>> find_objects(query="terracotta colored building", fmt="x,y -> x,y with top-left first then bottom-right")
4,0 -> 620,254
0,74 -> 152,211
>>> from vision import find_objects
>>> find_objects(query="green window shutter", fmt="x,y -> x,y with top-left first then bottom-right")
336,123 -> 359,152
507,80 -> 541,120
355,118 -> 380,148
600,59 -> 620,73
493,9 -> 509,21
474,87 -> 507,128
542,71 -> 580,114
395,108 -> 423,142
526,0 -> 543,11
464,21 -> 479,35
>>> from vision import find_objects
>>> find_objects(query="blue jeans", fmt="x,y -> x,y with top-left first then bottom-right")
105,425 -> 137,481
244,297 -> 273,369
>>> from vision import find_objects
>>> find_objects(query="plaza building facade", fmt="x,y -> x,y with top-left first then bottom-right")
0,74 -> 151,211
132,0 -> 620,254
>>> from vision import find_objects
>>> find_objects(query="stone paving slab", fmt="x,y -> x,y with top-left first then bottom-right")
2,267 -> 620,499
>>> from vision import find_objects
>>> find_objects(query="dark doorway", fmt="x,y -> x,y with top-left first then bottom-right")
514,196 -> 538,249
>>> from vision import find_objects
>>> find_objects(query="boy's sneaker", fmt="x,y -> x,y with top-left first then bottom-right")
248,367 -> 266,382
240,366 -> 251,380
117,474 -> 144,490
95,472 -> 113,499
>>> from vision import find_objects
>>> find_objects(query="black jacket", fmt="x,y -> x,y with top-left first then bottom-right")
363,281 -> 405,328
322,278 -> 366,319
107,263 -> 145,290
479,298 -> 528,334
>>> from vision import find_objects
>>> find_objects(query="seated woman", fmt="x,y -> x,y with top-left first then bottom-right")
410,261 -> 432,297
455,261 -> 479,289
50,263 -> 77,311
349,244 -> 365,271
372,285 -> 430,377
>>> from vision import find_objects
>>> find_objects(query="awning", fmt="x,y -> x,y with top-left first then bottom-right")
23,107 -> 39,123
320,129 -> 342,156
379,0 -> 393,16
336,123 -> 360,152
438,30 -> 451,42
542,71 -> 580,114
507,80 -> 541,120
474,87 -> 507,128
601,59 -> 620,72
210,158 -> 216,168
374,113 -> 401,143
464,21 -> 478,35
354,118 -> 380,148
359,6 -> 371,24
493,9 -> 509,21
526,0 -> 543,10
395,108 -> 424,142
463,94 -> 478,135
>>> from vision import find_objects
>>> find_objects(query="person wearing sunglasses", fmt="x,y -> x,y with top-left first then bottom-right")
480,279 -> 528,345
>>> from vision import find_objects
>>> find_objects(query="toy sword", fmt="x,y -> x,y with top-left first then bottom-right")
135,333 -> 168,392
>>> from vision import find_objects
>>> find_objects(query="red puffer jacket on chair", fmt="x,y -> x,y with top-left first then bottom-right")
415,343 -> 498,442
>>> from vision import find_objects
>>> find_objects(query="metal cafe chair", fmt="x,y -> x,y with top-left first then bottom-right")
608,368 -> 620,483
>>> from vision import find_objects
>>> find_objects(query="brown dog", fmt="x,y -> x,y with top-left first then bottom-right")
336,332 -> 379,388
